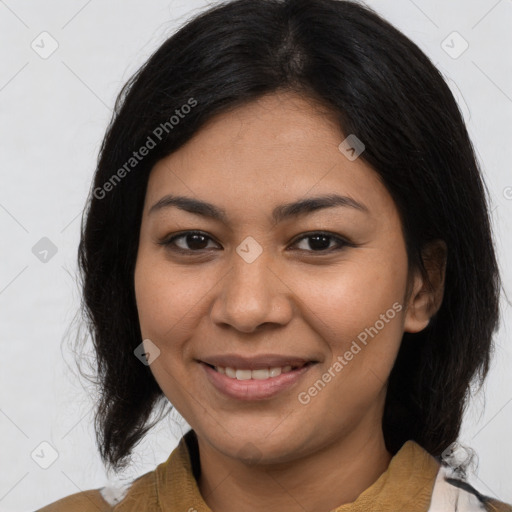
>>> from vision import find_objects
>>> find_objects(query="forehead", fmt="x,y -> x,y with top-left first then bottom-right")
143,91 -> 397,226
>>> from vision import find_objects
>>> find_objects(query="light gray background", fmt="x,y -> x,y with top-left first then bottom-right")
0,0 -> 511,510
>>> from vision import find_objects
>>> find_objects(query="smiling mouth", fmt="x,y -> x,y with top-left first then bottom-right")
199,360 -> 317,401
202,361 -> 315,381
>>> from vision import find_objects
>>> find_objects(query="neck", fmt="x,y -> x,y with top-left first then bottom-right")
197,425 -> 392,512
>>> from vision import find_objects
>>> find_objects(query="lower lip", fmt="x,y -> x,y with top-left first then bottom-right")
200,362 -> 315,401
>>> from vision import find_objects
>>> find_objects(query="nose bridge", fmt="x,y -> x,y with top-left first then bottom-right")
210,242 -> 290,332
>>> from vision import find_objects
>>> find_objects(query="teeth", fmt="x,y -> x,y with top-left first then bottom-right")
270,367 -> 284,378
236,369 -> 252,380
225,367 -> 236,378
215,364 -> 296,380
252,368 -> 272,380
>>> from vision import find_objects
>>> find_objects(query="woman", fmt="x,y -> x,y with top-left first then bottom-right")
38,0 -> 511,510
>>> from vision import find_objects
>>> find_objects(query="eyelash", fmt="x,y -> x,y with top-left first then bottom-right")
158,230 -> 353,255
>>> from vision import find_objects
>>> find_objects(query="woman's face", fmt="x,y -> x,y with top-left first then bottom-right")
134,91 -> 428,464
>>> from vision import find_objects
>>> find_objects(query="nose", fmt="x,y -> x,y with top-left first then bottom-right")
209,253 -> 293,333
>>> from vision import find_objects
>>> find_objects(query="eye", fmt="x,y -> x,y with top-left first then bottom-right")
290,232 -> 350,253
158,230 -> 351,255
159,231 -> 220,253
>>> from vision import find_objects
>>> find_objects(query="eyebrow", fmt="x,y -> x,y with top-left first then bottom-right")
148,193 -> 369,224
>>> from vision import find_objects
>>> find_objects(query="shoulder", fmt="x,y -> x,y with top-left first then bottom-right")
484,499 -> 512,512
36,469 -> 158,511
428,465 -> 512,512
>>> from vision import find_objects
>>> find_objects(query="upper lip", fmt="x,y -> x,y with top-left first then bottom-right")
199,354 -> 316,370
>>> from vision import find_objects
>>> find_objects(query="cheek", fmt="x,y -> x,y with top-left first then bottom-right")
292,259 -> 406,428
304,257 -> 405,330
134,254 -> 201,406
293,246 -> 408,378
134,250 -> 202,343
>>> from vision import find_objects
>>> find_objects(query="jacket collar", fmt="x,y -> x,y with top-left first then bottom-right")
155,430 -> 441,512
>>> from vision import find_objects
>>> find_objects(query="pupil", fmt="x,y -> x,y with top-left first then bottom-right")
309,235 -> 330,250
188,233 -> 208,250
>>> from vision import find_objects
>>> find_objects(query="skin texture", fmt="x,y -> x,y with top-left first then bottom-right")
134,91 -> 445,512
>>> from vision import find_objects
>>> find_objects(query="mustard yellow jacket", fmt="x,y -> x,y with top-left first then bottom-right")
37,430 -> 512,512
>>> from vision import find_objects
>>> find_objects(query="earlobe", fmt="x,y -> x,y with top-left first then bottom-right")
403,240 -> 447,334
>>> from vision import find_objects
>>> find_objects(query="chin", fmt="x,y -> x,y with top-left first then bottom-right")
205,428 -> 309,466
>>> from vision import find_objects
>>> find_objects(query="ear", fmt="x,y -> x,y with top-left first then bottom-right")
403,240 -> 447,333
